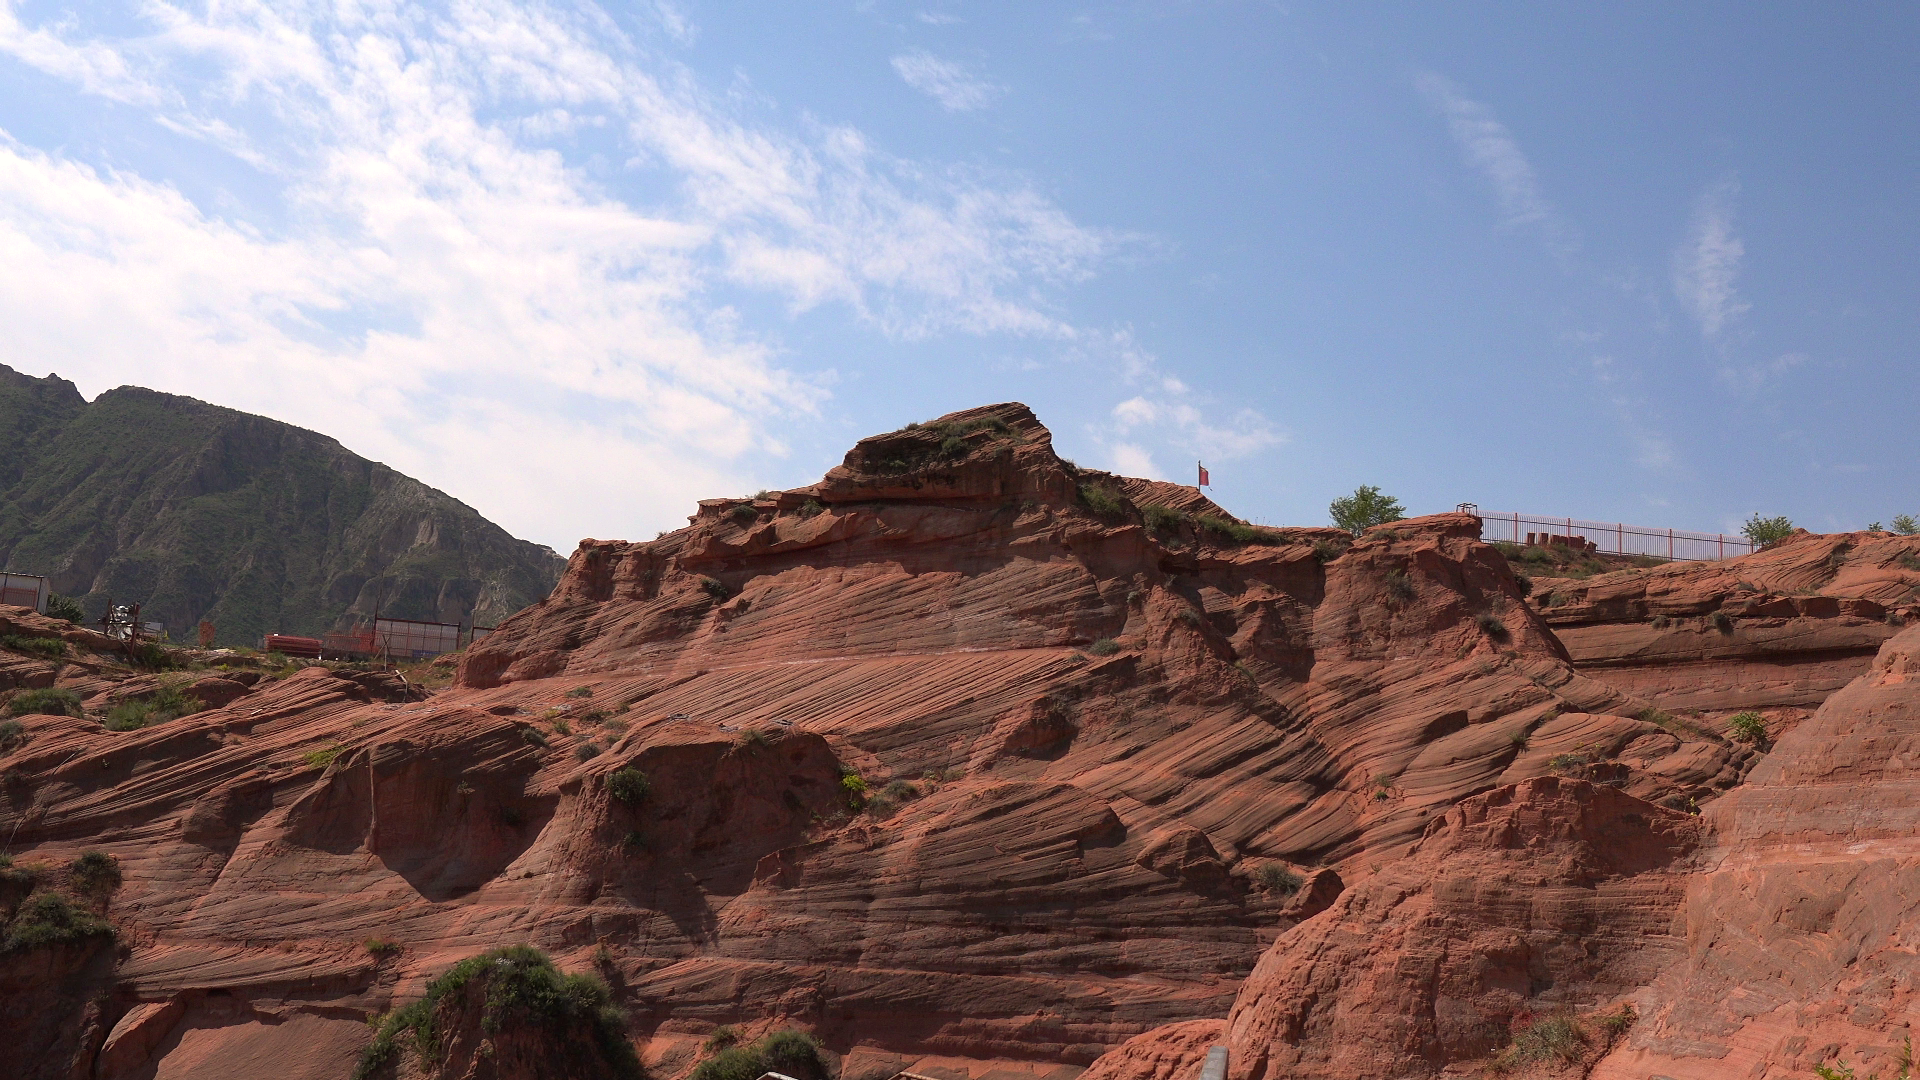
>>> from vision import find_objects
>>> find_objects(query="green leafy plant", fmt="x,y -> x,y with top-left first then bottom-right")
551,718 -> 572,736
607,768 -> 651,806
8,687 -> 82,718
1312,538 -> 1347,563
1476,612 -> 1510,641
46,594 -> 86,624
3,891 -> 114,952
700,577 -> 733,601
704,1025 -> 742,1051
105,683 -> 201,732
840,771 -> 869,808
1079,484 -> 1126,517
690,1028 -> 826,1080
364,937 -> 400,956
1711,610 -> 1734,633
1650,614 -> 1670,629
1508,729 -> 1530,749
1385,571 -> 1416,602
1512,572 -> 1533,598
353,945 -> 638,1080
1254,863 -> 1303,896
521,727 -> 549,748
1140,504 -> 1183,532
736,728 -> 768,751
0,719 -> 24,749
1727,711 -> 1768,746
1547,753 -> 1589,773
1742,512 -> 1795,549
1894,514 -> 1919,536
573,742 -> 601,762
1088,638 -> 1121,656
796,499 -> 825,518
1329,485 -> 1406,535
68,850 -> 122,897
0,635 -> 65,660
566,686 -> 593,698
1598,1003 -> 1637,1037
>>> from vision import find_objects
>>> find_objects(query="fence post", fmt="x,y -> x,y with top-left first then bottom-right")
1512,512 -> 1519,542
1719,535 -> 1724,560
1668,529 -> 1674,561
1617,522 -> 1623,555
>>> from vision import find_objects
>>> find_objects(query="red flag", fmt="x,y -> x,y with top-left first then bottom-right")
1197,462 -> 1210,487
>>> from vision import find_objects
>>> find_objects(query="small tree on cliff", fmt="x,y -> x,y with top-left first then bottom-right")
1742,513 -> 1795,549
1330,486 -> 1406,536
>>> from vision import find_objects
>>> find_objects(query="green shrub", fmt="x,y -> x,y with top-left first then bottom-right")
1329,485 -> 1405,535
1512,572 -> 1533,598
0,719 -> 23,749
882,780 -> 920,801
1079,484 -> 1126,517
0,635 -> 65,660
690,1029 -> 825,1080
1501,1013 -> 1586,1065
729,504 -> 759,525
566,686 -> 593,698
607,768 -> 650,806
840,772 -> 868,808
1476,612 -> 1509,641
1598,1003 -> 1636,1036
1742,513 -> 1795,549
1650,614 -> 1670,629
1710,610 -> 1734,633
551,718 -> 572,736
1177,607 -> 1203,627
3,891 -> 113,952
1508,730 -> 1529,749
704,1024 -> 742,1051
796,499 -> 825,518
1312,539 -> 1346,563
364,937 -> 400,956
1140,504 -> 1183,532
691,1046 -> 766,1080
68,850 -> 121,896
46,595 -> 86,624
701,577 -> 733,601
1547,753 -> 1588,773
126,642 -> 183,670
573,743 -> 601,762
736,728 -> 768,751
353,945 -> 638,1080
1088,638 -> 1121,656
521,727 -> 549,748
1385,571 -> 1416,602
1895,514 -> 1919,537
104,683 -> 200,732
1254,863 -> 1303,896
1727,711 -> 1768,746
8,686 -> 82,718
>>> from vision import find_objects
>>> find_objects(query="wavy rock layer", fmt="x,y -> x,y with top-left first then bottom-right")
0,402 -> 1853,1078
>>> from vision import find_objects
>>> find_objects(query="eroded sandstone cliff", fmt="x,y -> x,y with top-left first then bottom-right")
0,403 -> 1903,1079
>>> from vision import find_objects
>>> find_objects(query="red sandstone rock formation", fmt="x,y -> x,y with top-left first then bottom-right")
0,403 -> 1898,1078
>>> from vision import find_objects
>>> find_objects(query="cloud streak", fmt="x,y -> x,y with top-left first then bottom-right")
1418,72 -> 1573,251
1674,179 -> 1750,338
891,49 -> 1005,112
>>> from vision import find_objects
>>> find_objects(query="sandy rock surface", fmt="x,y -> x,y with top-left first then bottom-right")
0,403 -> 1906,1078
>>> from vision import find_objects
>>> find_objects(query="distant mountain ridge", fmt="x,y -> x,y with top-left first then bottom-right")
0,364 -> 565,645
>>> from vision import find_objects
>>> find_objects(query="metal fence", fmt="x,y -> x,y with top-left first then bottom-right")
1475,510 -> 1753,562
0,572 -> 49,614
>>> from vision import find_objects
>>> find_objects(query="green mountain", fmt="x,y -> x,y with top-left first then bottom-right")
0,365 -> 565,645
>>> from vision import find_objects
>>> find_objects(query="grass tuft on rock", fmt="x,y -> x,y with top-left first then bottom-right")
3,891 -> 114,952
8,686 -> 82,718
690,1028 -> 826,1080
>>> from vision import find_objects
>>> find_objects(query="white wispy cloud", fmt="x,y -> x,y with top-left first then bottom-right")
0,0 -> 1110,549
1417,72 -> 1573,251
1674,179 -> 1750,338
890,49 -> 1004,112
1092,331 -> 1285,479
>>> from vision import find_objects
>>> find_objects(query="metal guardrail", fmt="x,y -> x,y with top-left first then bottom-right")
1475,510 -> 1753,562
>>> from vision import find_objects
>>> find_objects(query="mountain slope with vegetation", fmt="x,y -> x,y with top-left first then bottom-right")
0,365 -> 564,644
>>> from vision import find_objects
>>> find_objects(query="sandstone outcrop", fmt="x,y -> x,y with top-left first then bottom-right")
0,403 -> 1881,1078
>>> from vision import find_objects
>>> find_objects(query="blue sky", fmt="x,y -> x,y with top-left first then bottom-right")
0,1 -> 1913,551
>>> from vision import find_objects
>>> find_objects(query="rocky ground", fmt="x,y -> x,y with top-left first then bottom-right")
0,403 -> 1911,1079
